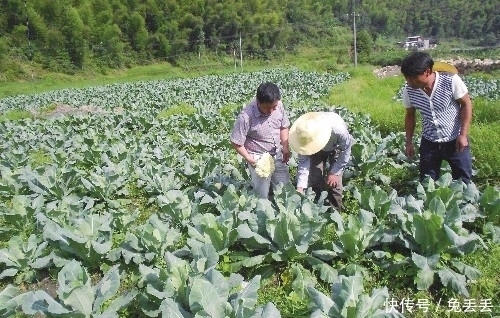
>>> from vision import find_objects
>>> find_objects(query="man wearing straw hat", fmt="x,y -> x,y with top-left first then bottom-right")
400,51 -> 473,183
289,112 -> 354,210
230,82 -> 291,199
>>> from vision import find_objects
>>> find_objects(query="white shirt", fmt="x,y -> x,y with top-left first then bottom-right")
296,112 -> 353,188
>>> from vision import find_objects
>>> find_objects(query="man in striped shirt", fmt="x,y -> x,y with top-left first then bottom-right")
401,51 -> 473,184
230,82 -> 291,198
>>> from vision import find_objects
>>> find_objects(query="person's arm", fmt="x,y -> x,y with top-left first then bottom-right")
279,101 -> 291,163
456,93 -> 472,151
280,127 -> 290,163
405,107 -> 416,158
327,132 -> 353,188
329,133 -> 353,175
230,111 -> 258,165
231,142 -> 257,166
296,154 -> 310,193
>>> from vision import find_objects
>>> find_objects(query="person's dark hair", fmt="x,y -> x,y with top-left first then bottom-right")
256,82 -> 281,103
400,51 -> 434,77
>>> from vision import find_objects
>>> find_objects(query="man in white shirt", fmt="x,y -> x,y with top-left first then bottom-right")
289,112 -> 354,210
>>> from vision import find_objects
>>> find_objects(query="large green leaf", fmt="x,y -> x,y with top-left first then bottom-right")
411,253 -> 438,291
437,267 -> 469,297
101,289 -> 137,316
250,303 -> 281,318
305,256 -> 338,283
331,274 -> 364,314
160,298 -> 194,318
443,225 -> 485,255
412,212 -> 449,255
64,286 -> 95,316
93,265 -> 120,313
189,278 -> 225,318
0,285 -> 26,317
290,264 -> 317,298
307,286 -> 340,316
21,290 -> 77,317
451,260 -> 481,280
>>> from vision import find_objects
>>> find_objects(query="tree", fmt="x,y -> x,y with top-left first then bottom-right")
128,12 -> 149,55
356,29 -> 372,63
27,6 -> 48,43
61,7 -> 87,69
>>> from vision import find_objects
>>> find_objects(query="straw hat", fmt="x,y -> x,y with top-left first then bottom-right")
433,61 -> 458,74
289,112 -> 332,155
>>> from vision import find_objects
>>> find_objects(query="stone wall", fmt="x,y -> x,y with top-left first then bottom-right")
441,58 -> 500,75
374,58 -> 500,78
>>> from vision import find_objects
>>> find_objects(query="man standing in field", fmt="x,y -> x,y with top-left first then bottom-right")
400,51 -> 473,183
289,111 -> 354,210
230,82 -> 291,199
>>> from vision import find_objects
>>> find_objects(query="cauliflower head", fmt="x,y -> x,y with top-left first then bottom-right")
255,152 -> 275,178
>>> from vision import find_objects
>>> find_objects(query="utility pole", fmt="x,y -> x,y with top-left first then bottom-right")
239,32 -> 243,69
233,47 -> 236,70
353,7 -> 357,67
352,0 -> 358,67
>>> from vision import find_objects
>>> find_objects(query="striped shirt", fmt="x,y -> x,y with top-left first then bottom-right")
403,72 -> 468,142
230,99 -> 290,155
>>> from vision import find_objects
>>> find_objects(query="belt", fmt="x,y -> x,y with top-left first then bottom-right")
424,137 -> 456,144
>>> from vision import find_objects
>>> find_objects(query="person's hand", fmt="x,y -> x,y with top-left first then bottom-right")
456,135 -> 469,152
297,187 -> 304,194
405,142 -> 415,158
247,157 -> 257,167
326,173 -> 341,188
282,146 -> 290,163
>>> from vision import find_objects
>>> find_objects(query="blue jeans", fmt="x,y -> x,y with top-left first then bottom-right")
419,137 -> 472,184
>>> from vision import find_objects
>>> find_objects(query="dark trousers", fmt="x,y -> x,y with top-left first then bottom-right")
308,150 -> 343,210
419,137 -> 472,184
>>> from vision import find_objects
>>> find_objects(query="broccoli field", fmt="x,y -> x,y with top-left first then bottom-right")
0,68 -> 499,317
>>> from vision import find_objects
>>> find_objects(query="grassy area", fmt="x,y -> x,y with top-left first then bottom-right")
325,65 -> 406,134
0,109 -> 33,122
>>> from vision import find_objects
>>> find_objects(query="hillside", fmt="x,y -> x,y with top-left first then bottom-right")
1,0 -> 499,79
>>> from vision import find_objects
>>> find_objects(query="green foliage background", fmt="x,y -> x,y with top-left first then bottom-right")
0,0 -> 499,78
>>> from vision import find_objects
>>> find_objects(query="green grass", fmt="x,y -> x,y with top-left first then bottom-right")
469,122 -> 500,182
0,109 -> 32,122
325,65 -> 406,135
156,103 -> 197,119
28,150 -> 51,167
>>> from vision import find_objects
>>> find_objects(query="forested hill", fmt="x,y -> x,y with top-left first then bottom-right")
0,0 -> 498,72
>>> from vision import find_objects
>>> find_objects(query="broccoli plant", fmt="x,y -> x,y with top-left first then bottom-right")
16,260 -> 137,317
234,184 -> 338,282
394,175 -> 487,296
0,234 -> 51,284
108,213 -> 181,265
138,252 -> 281,318
307,272 -> 404,317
